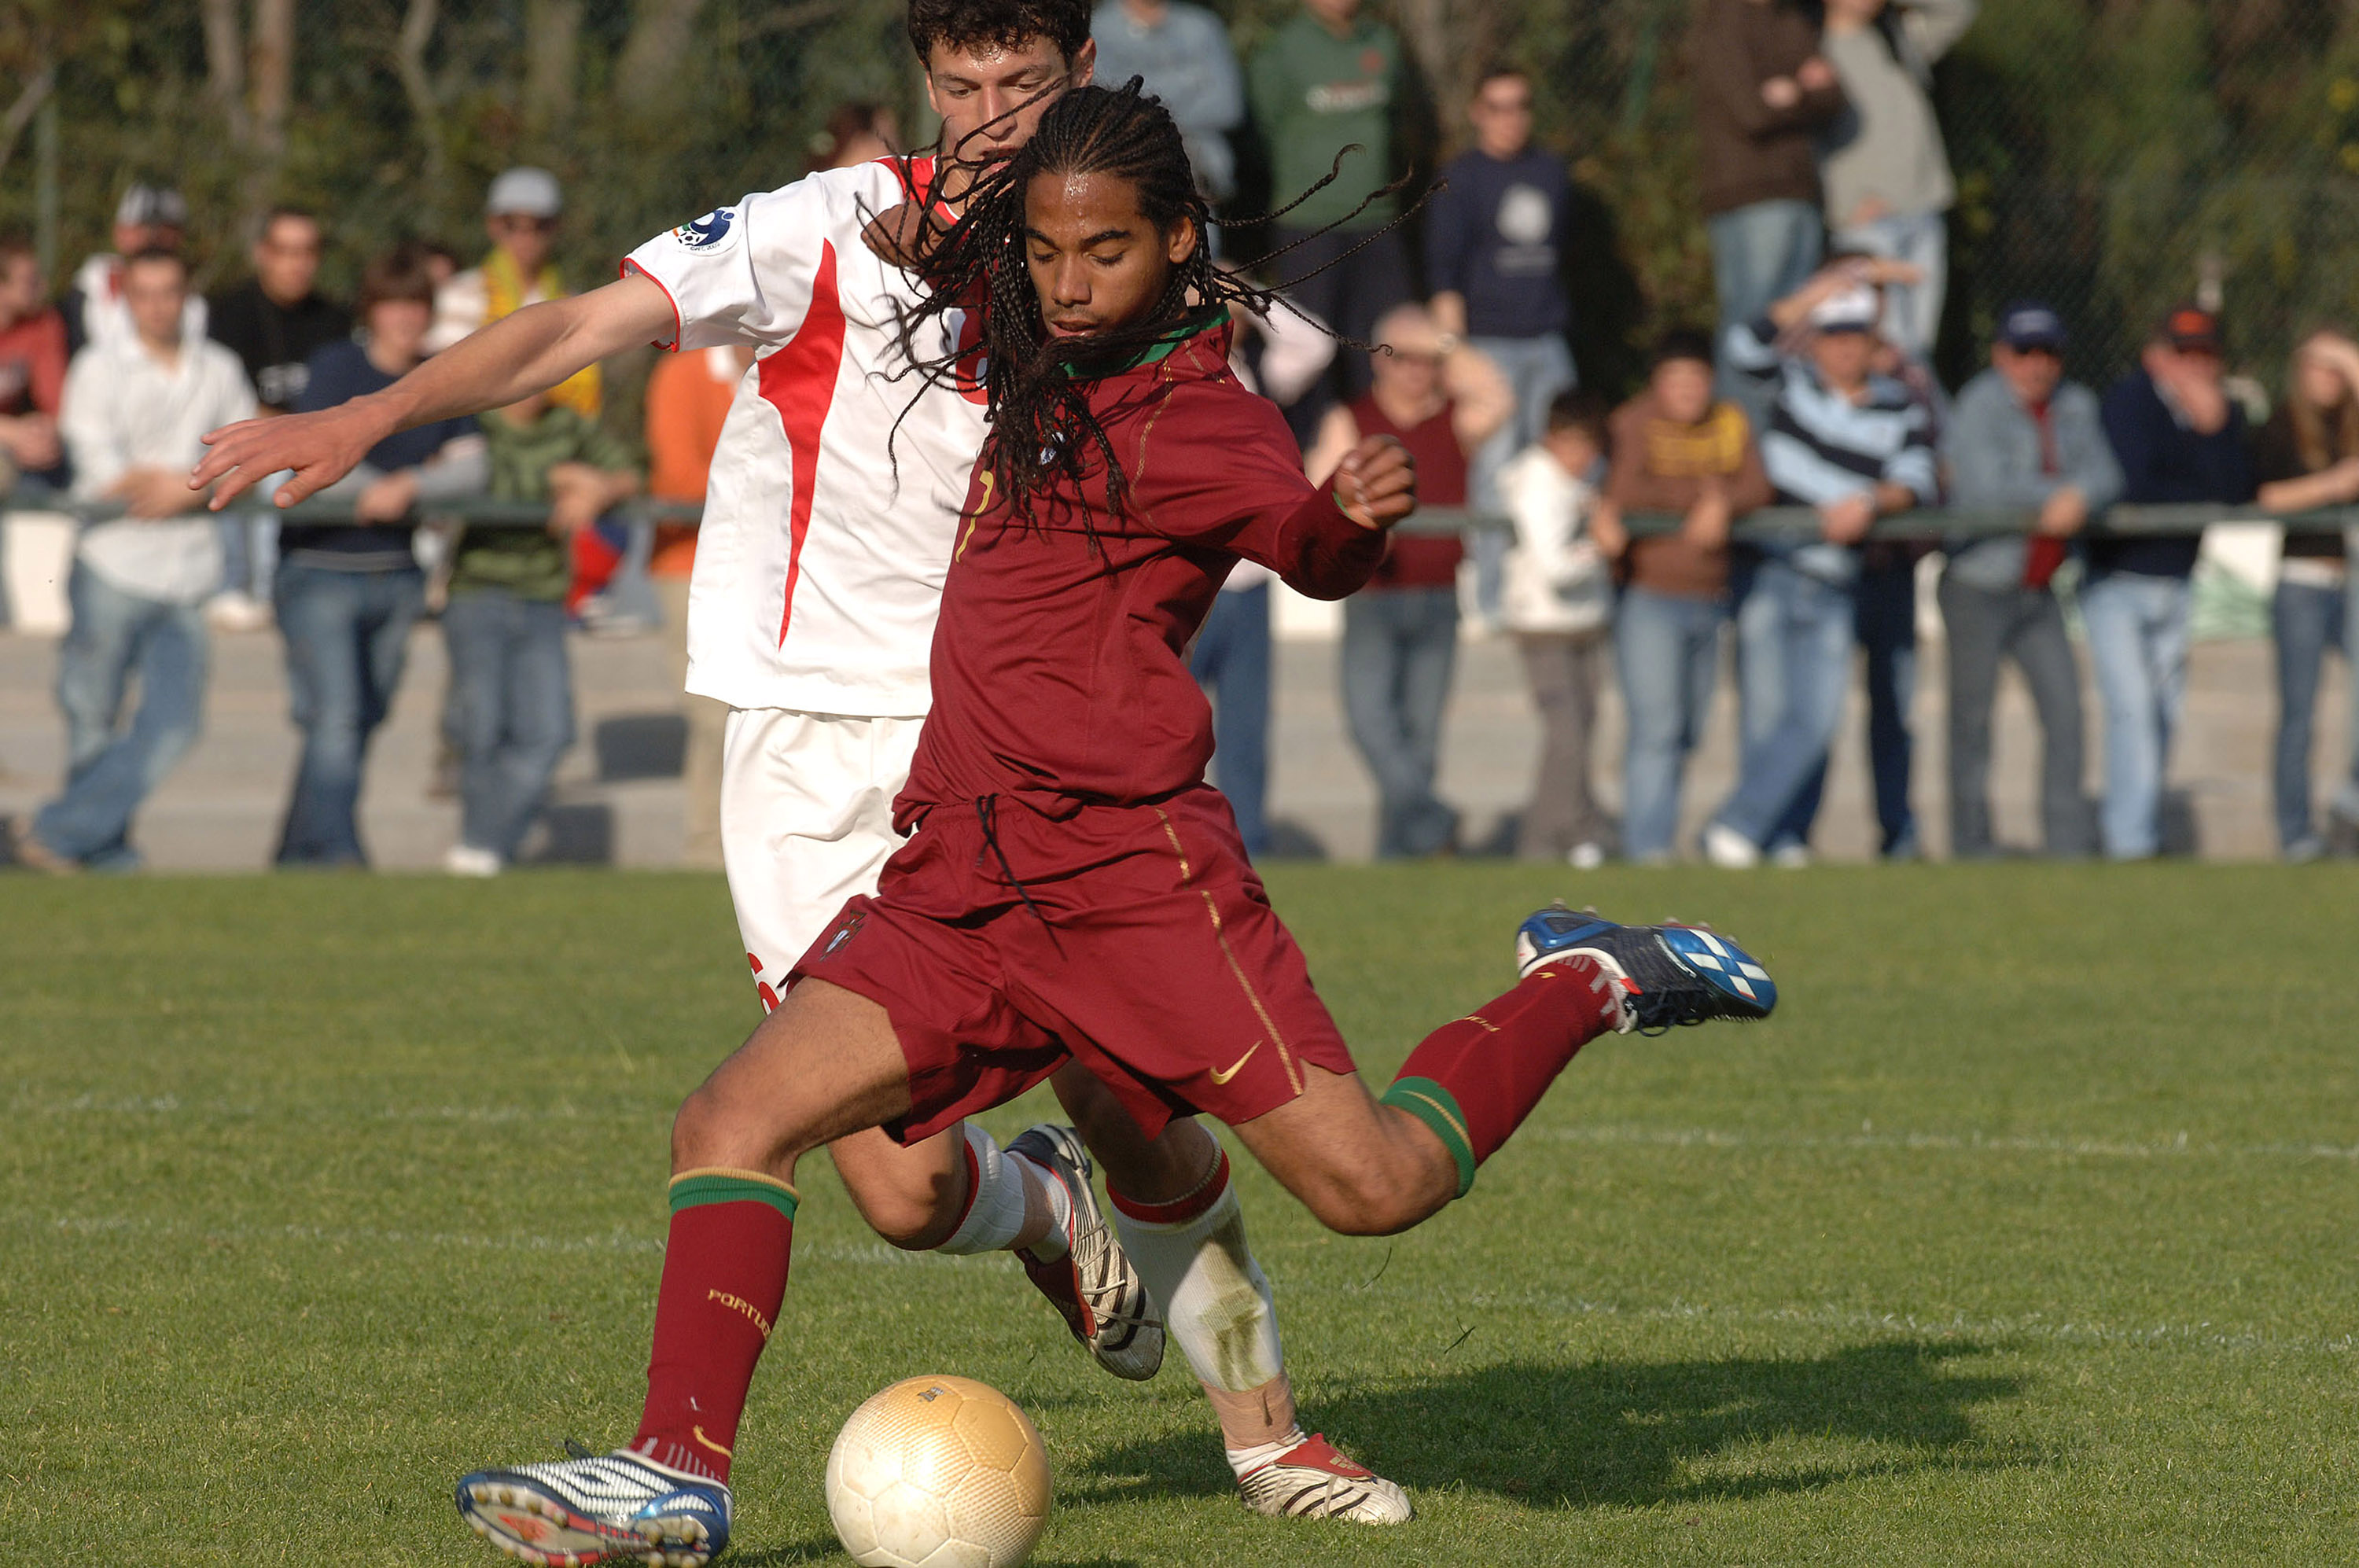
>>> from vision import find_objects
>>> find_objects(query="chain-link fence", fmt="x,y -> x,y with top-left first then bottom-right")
4,0 -> 2354,412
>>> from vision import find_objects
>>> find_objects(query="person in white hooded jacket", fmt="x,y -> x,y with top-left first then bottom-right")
1499,388 -> 1616,866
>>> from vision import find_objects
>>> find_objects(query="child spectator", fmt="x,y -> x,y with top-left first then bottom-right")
1590,329 -> 1772,863
1499,390 -> 1616,867
441,391 -> 640,875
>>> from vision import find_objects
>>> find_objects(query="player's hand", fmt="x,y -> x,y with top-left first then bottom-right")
194,400 -> 392,510
1797,55 -> 1838,94
1761,75 -> 1801,110
1336,435 -> 1415,530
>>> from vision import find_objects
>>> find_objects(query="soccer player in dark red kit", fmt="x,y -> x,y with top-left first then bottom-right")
451,82 -> 1778,1563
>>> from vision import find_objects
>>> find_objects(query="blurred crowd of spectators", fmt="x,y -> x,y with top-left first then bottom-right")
6,0 -> 2359,876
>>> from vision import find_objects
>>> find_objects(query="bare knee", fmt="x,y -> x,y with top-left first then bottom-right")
833,1131 -> 967,1251
1294,1158 -> 1431,1236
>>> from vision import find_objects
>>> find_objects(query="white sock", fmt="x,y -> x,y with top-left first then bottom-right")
1223,1425 -> 1308,1479
932,1124 -> 1030,1256
1005,1147 -> 1073,1261
1108,1154 -> 1283,1396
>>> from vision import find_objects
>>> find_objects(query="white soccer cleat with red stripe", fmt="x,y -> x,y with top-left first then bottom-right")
1235,1433 -> 1415,1523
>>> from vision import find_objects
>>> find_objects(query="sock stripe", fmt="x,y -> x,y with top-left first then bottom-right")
668,1167 -> 800,1223
1380,1077 -> 1477,1199
1110,1147 -> 1232,1226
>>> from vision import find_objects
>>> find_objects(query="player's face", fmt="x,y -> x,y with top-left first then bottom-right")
1024,170 -> 1196,341
926,37 -> 1097,175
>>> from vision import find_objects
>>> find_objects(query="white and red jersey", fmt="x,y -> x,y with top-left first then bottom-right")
624,158 -> 984,716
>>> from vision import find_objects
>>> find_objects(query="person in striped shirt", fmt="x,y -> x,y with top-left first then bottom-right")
1705,258 -> 1937,867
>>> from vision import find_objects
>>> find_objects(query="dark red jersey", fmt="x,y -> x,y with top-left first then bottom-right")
899,313 -> 1386,823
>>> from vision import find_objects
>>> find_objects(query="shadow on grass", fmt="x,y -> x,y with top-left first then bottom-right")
1076,1339 -> 2028,1510
734,1540 -> 1137,1568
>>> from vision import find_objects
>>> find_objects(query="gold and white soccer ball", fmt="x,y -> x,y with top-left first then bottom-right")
824,1374 -> 1052,1568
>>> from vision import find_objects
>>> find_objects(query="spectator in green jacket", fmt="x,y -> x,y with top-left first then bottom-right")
441,391 -> 640,876
1247,0 -> 1412,429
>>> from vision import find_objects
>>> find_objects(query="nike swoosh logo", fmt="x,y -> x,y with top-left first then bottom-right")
693,1425 -> 734,1459
1209,1041 -> 1261,1086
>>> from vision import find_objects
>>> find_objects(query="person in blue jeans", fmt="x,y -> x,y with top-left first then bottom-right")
2089,305 -> 2254,860
1189,569 -> 1274,856
442,388 -> 639,874
12,248 -> 256,873
1689,0 -> 1845,415
1588,330 -> 1772,863
1426,65 -> 1577,628
1307,305 -> 1512,858
1706,263 -> 1936,867
2250,329 -> 2359,859
275,245 -> 489,867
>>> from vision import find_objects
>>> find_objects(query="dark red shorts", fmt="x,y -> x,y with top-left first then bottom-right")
792,785 -> 1360,1144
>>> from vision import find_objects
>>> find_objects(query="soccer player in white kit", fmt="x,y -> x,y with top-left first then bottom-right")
193,1 -> 1411,1554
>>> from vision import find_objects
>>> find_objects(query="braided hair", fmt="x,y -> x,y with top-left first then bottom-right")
900,79 -> 1408,530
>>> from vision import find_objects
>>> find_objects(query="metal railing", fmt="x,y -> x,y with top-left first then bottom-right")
4,488 -> 2346,542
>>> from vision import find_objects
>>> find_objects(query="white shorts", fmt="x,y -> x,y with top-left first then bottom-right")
721,707 -> 926,1011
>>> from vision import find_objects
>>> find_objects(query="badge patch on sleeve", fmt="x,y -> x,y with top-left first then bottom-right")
672,208 -> 738,252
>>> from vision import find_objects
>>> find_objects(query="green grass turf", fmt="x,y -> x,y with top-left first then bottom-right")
6,863 -> 2357,1564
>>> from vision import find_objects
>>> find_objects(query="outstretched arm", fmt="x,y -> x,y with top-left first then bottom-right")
191,272 -> 677,510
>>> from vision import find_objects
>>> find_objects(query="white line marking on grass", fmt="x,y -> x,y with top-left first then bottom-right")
31,1208 -> 2345,1356
1540,1124 -> 2359,1163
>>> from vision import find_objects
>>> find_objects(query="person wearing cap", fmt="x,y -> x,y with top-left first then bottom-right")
427,167 -> 599,417
2089,304 -> 2255,860
62,185 -> 207,359
1940,299 -> 2119,859
1705,258 -> 1937,868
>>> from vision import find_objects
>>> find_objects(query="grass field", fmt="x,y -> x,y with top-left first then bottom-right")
6,863 -> 2357,1565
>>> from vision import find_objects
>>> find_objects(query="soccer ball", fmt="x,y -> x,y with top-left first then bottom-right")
824,1375 -> 1052,1568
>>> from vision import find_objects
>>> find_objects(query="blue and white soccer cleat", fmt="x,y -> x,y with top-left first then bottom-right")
1514,904 -> 1776,1033
457,1448 -> 730,1566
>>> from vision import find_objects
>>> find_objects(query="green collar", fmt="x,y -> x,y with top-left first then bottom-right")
1057,305 -> 1229,380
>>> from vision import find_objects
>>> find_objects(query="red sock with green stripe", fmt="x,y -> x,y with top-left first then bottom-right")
1379,957 -> 1621,1198
627,1168 -> 798,1484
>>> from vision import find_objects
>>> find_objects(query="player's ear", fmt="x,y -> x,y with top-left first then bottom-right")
1165,215 -> 1199,269
1068,39 -> 1097,88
